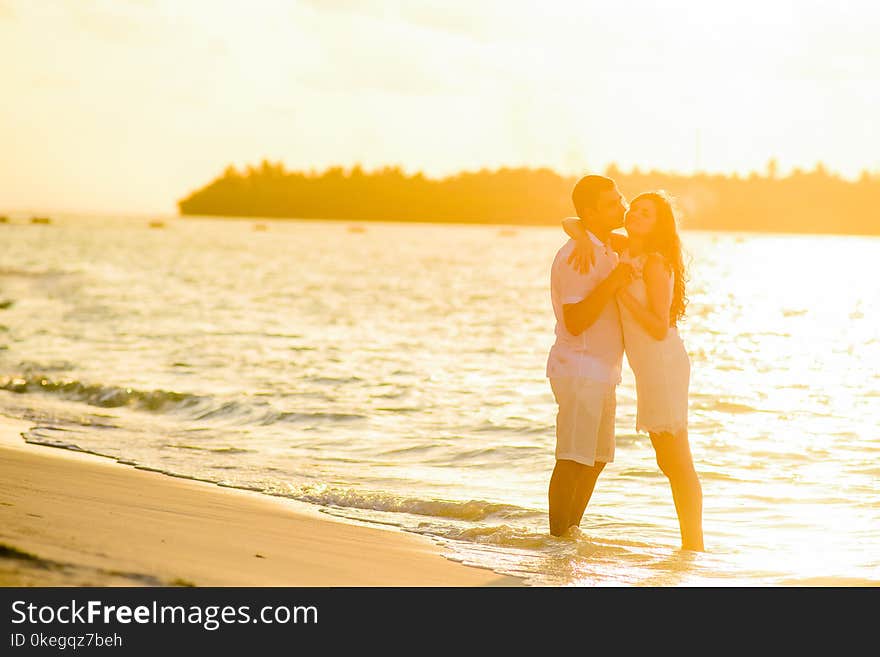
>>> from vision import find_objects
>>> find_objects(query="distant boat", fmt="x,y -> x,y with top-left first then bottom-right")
30,216 -> 51,224
253,223 -> 268,231
347,225 -> 366,233
0,216 -> 8,223
148,220 -> 166,229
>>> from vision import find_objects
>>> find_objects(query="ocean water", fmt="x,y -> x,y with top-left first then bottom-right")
0,213 -> 878,586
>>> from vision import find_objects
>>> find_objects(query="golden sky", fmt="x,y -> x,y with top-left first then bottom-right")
2,0 -> 879,214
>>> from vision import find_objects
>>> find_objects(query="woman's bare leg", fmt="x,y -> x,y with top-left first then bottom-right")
649,429 -> 704,551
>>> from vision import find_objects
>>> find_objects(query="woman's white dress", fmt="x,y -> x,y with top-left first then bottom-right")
618,252 -> 691,436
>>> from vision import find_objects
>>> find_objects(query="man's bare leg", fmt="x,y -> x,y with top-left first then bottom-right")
549,459 -> 589,537
649,429 -> 704,551
569,461 -> 606,529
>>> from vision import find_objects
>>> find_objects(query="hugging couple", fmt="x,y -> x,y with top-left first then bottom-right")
545,174 -> 704,552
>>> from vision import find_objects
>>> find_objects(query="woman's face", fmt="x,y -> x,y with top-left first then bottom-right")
624,198 -> 658,237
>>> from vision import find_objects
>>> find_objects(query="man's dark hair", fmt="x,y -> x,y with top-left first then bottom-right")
571,175 -> 615,218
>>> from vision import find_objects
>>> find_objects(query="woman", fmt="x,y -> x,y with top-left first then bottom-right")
562,191 -> 704,551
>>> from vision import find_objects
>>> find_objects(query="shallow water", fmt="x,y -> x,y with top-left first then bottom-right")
1,214 -> 878,586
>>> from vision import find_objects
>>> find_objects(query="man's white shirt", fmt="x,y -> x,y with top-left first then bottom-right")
546,231 -> 624,383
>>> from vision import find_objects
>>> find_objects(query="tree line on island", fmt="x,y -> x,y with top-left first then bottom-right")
177,160 -> 880,235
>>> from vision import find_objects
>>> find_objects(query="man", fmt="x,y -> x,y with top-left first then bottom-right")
546,174 -> 633,537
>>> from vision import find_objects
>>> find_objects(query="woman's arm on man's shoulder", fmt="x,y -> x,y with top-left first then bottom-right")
561,218 -> 594,274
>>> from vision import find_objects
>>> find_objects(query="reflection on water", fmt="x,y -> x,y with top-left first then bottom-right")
0,214 -> 878,586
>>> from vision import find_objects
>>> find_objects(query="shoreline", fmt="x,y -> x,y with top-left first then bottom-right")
0,413 -> 524,587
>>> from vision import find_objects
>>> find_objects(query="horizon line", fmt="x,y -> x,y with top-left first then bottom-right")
4,158 -> 880,218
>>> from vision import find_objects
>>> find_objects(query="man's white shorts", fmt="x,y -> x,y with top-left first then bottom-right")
549,377 -> 617,466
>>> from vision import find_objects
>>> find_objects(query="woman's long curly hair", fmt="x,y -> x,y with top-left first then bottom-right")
632,191 -> 688,326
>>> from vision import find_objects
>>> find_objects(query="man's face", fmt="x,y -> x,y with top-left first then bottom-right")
594,187 -> 628,231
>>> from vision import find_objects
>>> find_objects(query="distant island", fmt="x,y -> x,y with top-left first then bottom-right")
178,161 -> 880,236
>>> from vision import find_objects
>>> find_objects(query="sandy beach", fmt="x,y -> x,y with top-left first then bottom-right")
0,414 -> 522,587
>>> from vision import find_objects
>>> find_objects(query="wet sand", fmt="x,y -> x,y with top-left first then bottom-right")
0,414 -> 522,587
